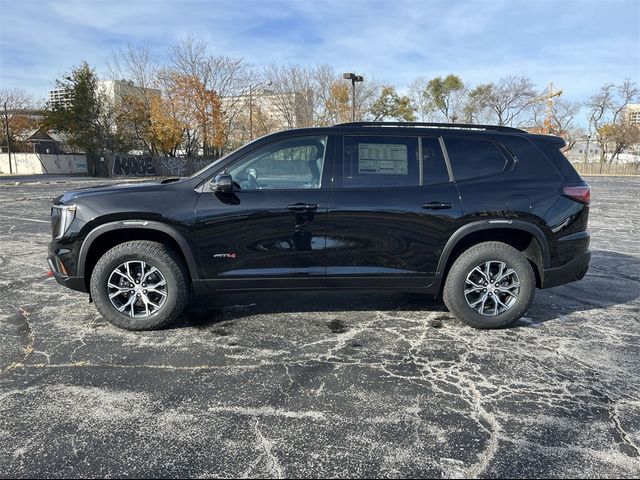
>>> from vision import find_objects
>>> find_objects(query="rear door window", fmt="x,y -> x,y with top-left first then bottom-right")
443,137 -> 509,181
343,136 -> 419,188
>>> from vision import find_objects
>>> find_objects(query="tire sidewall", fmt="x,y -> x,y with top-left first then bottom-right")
444,242 -> 535,329
90,243 -> 186,330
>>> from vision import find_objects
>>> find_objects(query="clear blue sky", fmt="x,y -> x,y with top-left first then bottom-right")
0,0 -> 639,104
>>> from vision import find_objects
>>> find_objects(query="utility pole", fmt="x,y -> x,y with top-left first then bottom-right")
343,73 -> 363,122
3,102 -> 12,174
584,134 -> 590,164
249,84 -> 253,140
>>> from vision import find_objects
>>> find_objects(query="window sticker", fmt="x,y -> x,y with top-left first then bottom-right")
358,143 -> 408,175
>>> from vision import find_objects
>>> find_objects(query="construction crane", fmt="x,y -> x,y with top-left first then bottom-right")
541,83 -> 563,135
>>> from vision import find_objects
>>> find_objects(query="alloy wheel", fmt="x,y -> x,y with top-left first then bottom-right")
107,261 -> 167,318
464,260 -> 520,316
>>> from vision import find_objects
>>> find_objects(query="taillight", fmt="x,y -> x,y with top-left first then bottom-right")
562,185 -> 591,205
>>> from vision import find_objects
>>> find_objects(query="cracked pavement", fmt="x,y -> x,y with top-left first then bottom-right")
0,175 -> 639,478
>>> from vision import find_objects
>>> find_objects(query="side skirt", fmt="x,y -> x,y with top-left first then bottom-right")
198,275 -> 439,293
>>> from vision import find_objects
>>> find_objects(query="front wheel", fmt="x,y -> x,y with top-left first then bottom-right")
90,241 -> 189,330
443,241 -> 536,329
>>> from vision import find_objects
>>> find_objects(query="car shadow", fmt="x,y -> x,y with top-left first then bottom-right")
172,290 -> 448,330
172,249 -> 639,330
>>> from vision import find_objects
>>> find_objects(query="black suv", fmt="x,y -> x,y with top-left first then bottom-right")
48,122 -> 591,330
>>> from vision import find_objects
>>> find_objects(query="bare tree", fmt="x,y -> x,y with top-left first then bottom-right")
1,88 -> 34,125
311,64 -> 340,125
0,88 -> 36,152
168,35 -> 251,155
408,77 -> 433,121
106,45 -> 164,154
260,64 -> 315,129
587,80 -> 639,162
107,44 -> 158,90
468,76 -> 540,126
531,98 -> 582,149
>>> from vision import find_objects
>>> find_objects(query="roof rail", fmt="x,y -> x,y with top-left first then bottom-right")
333,121 -> 525,133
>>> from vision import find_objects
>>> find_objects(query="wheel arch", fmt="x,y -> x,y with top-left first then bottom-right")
78,221 -> 200,290
436,220 -> 550,291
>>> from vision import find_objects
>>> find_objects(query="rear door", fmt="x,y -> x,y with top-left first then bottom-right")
325,133 -> 462,289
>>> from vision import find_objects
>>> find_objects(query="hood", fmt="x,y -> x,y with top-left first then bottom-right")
53,180 -> 172,205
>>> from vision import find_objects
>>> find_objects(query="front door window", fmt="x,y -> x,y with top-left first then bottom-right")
228,136 -> 328,190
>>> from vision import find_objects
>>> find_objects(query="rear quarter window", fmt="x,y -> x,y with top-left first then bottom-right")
443,137 -> 509,181
535,141 -> 582,182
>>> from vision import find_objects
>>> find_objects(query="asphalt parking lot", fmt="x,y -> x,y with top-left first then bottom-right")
0,175 -> 638,478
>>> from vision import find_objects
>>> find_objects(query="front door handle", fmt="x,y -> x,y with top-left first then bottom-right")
422,202 -> 453,210
288,203 -> 319,211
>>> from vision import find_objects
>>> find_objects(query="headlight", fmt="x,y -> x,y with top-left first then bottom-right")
51,205 -> 77,239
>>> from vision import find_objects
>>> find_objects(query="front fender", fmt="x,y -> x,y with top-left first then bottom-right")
76,220 -> 201,281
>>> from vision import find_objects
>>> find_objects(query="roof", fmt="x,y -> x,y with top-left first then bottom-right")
333,121 -> 526,133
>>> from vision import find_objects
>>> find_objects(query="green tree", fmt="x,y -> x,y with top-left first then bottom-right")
423,74 -> 465,122
369,86 -> 416,121
42,62 -> 131,153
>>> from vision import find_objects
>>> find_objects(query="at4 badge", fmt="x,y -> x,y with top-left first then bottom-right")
213,253 -> 237,259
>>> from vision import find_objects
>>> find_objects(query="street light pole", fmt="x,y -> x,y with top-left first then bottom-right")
343,73 -> 363,122
3,102 -> 12,174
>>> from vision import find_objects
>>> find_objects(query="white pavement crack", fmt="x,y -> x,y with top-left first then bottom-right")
253,418 -> 284,479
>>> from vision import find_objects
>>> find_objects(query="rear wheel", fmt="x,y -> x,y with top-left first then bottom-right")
443,241 -> 535,329
90,241 -> 189,330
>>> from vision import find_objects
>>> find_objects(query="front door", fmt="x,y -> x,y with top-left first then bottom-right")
325,134 -> 462,289
194,135 -> 334,290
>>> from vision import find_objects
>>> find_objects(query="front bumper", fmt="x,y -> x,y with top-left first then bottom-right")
541,250 -> 591,289
48,256 -> 87,293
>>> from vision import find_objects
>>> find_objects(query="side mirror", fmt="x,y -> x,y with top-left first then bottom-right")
210,173 -> 234,193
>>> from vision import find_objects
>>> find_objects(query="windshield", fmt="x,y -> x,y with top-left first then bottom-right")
189,155 -> 229,179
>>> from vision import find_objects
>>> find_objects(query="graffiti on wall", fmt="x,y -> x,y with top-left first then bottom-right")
110,155 -> 212,177
112,156 -> 156,176
157,157 -> 187,176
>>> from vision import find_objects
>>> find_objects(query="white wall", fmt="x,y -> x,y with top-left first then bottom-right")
0,153 -> 88,175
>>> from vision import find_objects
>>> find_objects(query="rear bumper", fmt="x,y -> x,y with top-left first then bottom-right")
541,250 -> 591,289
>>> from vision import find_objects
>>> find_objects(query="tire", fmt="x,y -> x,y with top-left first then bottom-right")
443,241 -> 535,329
90,240 -> 190,330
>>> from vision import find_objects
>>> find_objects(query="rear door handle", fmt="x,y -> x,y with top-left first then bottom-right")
287,203 -> 319,211
422,202 -> 453,210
